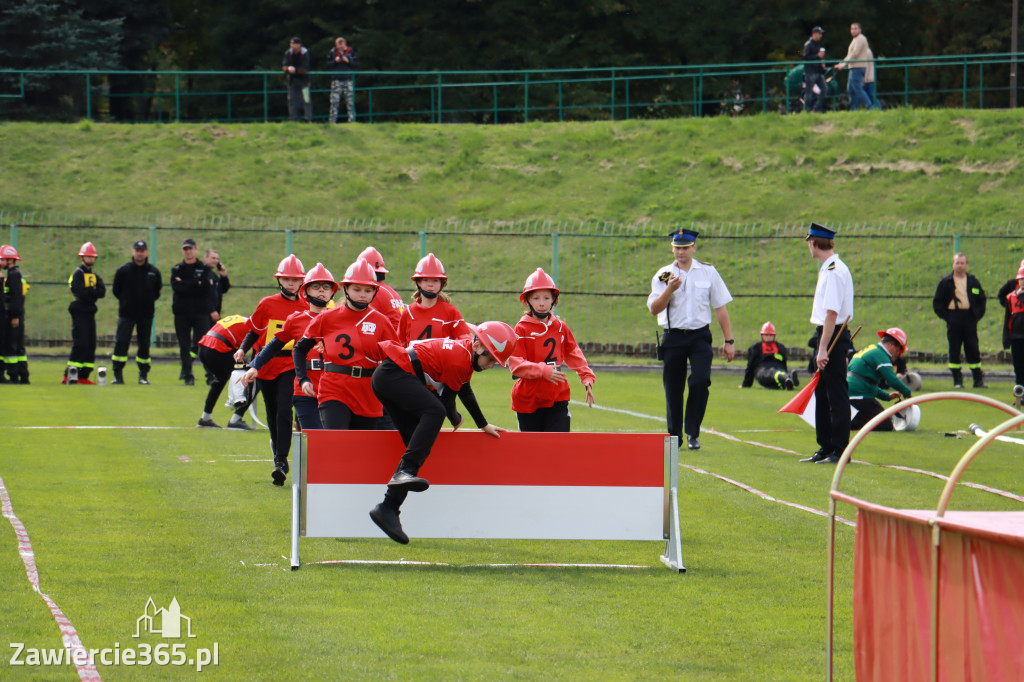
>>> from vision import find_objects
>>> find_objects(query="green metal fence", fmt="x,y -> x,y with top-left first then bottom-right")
1,52 -> 1021,123
4,214 -> 1023,365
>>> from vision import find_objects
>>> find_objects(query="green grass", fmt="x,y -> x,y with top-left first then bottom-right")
2,359 -> 1022,679
1,109 -> 1023,224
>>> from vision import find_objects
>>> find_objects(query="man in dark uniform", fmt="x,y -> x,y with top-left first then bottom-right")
282,37 -> 312,122
932,252 -> 987,388
802,26 -> 827,112
112,240 -> 162,384
800,223 -> 854,464
648,229 -> 735,451
0,248 -> 6,383
66,242 -> 106,383
1,244 -> 29,383
741,321 -> 798,390
171,238 -> 216,386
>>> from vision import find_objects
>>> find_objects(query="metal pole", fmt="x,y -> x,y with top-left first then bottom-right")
1012,0 -> 1020,108
524,72 -> 530,123
419,230 -> 427,258
85,73 -> 91,120
551,232 -> 559,285
286,228 -> 294,256
610,69 -> 616,121
149,226 -> 158,349
175,72 -> 181,123
263,73 -> 269,122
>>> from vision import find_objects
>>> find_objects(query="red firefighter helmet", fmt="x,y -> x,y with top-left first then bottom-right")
78,242 -> 99,258
301,262 -> 339,300
877,327 -> 908,354
274,254 -> 305,279
468,321 -> 518,367
358,246 -> 388,273
0,244 -> 21,261
519,268 -> 560,304
412,253 -> 447,281
760,321 -> 777,336
1017,265 -> 1024,281
341,258 -> 380,288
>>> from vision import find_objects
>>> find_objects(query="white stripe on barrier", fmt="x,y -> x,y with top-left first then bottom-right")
305,484 -> 663,541
304,559 -> 651,569
0,475 -> 101,681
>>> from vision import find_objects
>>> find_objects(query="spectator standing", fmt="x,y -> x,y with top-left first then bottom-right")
1001,265 -> 1024,386
203,249 -> 230,317
282,37 -> 312,122
647,229 -> 735,451
799,224 -> 855,465
996,259 -> 1024,358
66,242 -> 106,383
802,26 -> 827,113
171,238 -> 217,386
0,244 -> 28,383
327,37 -> 358,123
932,252 -> 987,388
834,23 -> 873,110
111,240 -> 162,384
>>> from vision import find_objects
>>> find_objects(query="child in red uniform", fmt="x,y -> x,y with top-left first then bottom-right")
367,320 -> 517,544
292,258 -> 398,429
508,268 -> 595,432
197,313 -> 255,429
398,252 -> 473,344
358,245 -> 404,331
235,254 -> 307,486
241,263 -> 337,431
1004,265 -> 1024,386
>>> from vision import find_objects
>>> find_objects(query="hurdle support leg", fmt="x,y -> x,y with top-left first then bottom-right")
659,437 -> 686,573
290,431 -> 304,570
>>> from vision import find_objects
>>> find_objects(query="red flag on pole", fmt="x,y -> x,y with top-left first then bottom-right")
778,371 -> 820,424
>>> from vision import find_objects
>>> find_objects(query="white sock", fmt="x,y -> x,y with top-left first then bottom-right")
229,413 -> 243,424
201,412 -> 213,421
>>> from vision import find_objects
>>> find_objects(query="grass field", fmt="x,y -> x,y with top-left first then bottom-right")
2,359 -> 1022,680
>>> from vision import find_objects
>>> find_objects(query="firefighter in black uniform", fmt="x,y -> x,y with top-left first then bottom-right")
741,321 -> 798,390
1,244 -> 29,383
171,238 -> 217,385
932,252 -> 987,388
66,242 -> 106,383
112,240 -> 162,384
0,251 -> 6,383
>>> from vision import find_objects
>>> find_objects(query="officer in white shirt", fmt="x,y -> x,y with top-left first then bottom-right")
648,229 -> 735,450
801,223 -> 855,464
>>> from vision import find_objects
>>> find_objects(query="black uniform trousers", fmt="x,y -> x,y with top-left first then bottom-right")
661,325 -> 713,445
174,311 -> 212,380
113,316 -> 153,376
3,320 -> 27,381
945,309 -> 981,367
198,346 -> 247,417
1011,339 -> 1024,386
257,371 -> 297,466
371,359 -> 448,512
319,400 -> 379,430
516,401 -> 571,432
755,362 -> 788,389
68,311 -> 97,380
850,398 -> 894,432
814,326 -> 853,456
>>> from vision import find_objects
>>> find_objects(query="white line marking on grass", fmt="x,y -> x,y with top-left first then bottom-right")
178,456 -> 192,462
13,425 -> 191,430
1,474 -> 102,681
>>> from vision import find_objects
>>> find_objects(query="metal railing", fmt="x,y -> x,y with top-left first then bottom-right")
1,52 -> 1021,123
3,214 -> 1023,362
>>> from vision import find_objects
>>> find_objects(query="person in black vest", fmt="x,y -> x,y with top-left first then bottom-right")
1,244 -> 28,383
932,252 -> 987,388
66,242 -> 106,383
111,240 -> 162,384
171,238 -> 216,385
741,321 -> 798,390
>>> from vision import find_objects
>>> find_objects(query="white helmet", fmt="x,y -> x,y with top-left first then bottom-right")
892,404 -> 921,432
904,371 -> 923,392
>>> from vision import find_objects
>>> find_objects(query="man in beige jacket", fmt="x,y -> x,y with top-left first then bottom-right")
834,23 -> 873,110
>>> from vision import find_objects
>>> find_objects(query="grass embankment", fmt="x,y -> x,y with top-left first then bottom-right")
1,109 -> 1022,224
2,360 -> 1022,679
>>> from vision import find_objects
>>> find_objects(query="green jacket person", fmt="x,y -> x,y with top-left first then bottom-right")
848,328 -> 912,432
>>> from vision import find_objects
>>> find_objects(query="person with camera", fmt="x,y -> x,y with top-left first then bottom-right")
282,36 -> 312,122
802,26 -> 827,113
203,249 -> 231,317
327,36 -> 359,123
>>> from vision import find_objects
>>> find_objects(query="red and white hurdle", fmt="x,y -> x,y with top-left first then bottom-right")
289,431 -> 684,572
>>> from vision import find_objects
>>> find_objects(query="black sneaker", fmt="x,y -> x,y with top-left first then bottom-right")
184,377 -> 195,386
791,371 -> 800,388
271,465 -> 287,486
387,470 -> 430,492
816,453 -> 842,464
227,420 -> 254,431
369,503 -> 409,544
800,449 -> 830,463
197,418 -> 221,428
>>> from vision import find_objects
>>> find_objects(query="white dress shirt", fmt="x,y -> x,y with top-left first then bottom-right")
810,253 -> 855,325
648,260 -> 733,329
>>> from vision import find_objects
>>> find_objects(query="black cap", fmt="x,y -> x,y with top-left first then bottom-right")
133,240 -> 147,250
805,222 -> 837,239
669,229 -> 699,246
290,36 -> 302,44
812,26 -> 824,34
181,238 -> 197,248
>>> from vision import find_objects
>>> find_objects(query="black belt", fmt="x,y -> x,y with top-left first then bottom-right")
324,363 -> 374,378
204,330 -> 234,347
408,348 -> 427,386
306,359 -> 323,371
664,325 -> 709,335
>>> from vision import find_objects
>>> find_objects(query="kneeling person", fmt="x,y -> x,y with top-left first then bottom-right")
849,327 -> 912,432
741,321 -> 798,390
